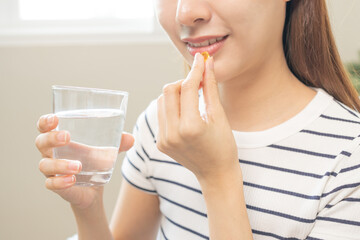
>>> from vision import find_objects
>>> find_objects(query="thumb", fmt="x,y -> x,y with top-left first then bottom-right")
203,56 -> 222,114
119,132 -> 135,152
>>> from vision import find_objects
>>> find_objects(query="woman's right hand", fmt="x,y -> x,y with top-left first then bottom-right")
35,114 -> 134,210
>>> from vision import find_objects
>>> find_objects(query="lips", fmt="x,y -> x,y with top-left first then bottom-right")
187,36 -> 227,47
184,35 -> 229,57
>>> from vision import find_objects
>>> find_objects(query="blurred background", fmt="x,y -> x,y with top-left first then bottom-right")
0,0 -> 359,239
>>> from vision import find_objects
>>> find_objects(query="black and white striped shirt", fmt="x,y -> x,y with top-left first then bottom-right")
122,88 -> 360,240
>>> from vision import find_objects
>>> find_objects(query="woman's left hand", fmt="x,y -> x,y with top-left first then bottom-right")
156,53 -> 240,183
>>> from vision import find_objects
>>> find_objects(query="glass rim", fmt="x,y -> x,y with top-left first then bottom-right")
52,85 -> 128,96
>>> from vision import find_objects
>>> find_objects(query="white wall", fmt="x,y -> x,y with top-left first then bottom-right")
327,0 -> 360,62
0,1 -> 359,239
0,43 -> 184,240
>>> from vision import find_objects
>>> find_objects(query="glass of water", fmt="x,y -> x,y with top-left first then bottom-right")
52,85 -> 128,186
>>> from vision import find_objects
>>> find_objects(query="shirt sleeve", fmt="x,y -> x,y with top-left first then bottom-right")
307,143 -> 360,240
121,100 -> 158,194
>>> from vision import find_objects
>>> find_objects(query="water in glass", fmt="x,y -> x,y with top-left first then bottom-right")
54,109 -> 124,186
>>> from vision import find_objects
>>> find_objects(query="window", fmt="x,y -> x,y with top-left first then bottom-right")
18,0 -> 154,20
0,0 -> 167,45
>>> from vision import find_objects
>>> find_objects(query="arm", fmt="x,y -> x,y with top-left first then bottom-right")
156,53 -> 253,239
36,113 -> 161,240
71,189 -> 113,240
110,101 -> 162,240
71,181 -> 161,240
198,166 -> 253,240
110,180 -> 161,240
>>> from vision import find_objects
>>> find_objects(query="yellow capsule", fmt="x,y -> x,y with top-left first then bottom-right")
201,51 -> 210,61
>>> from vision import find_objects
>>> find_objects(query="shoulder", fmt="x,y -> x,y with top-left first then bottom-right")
303,90 -> 360,207
130,97 -> 181,172
321,89 -> 360,122
314,88 -> 360,138
132,98 -> 158,147
316,88 -> 360,161
287,88 -> 360,163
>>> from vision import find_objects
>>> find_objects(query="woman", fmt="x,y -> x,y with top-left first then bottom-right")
36,0 -> 360,239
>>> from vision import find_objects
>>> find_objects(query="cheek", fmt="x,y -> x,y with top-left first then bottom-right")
213,54 -> 249,83
223,0 -> 285,45
218,1 -> 286,71
155,0 -> 177,35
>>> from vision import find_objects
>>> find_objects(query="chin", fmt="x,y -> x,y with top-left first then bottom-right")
212,60 -> 233,83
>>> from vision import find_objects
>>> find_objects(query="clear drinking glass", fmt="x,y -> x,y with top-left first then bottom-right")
52,85 -> 128,186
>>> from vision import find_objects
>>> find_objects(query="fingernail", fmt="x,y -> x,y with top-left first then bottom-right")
64,175 -> 75,183
192,53 -> 198,66
47,115 -> 54,125
208,56 -> 214,70
193,53 -> 201,65
68,161 -> 81,171
57,131 -> 67,142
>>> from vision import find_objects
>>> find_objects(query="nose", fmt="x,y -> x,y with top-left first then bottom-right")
176,0 -> 211,26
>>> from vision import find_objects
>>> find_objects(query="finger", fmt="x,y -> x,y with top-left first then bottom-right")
156,94 -> 166,147
180,52 -> 204,120
119,132 -> 135,152
45,175 -> 76,190
163,80 -> 182,130
35,131 -> 70,158
37,114 -> 59,133
39,158 -> 81,177
203,56 -> 222,114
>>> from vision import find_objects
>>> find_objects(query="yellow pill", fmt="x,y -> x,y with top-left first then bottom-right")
201,51 -> 210,61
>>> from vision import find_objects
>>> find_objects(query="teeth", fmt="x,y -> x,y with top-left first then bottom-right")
209,38 -> 217,45
188,36 -> 226,48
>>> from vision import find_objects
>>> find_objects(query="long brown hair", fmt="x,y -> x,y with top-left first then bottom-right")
284,0 -> 360,111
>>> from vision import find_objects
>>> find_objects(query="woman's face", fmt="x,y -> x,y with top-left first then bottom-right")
154,0 -> 289,83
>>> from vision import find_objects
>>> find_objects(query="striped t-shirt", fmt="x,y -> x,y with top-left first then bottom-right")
121,88 -> 360,240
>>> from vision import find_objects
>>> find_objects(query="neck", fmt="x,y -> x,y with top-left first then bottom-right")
217,52 -> 316,132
